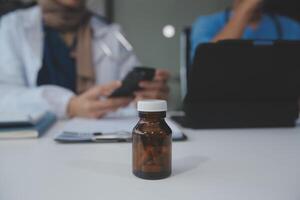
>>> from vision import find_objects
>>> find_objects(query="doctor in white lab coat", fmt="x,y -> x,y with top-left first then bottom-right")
0,0 -> 170,119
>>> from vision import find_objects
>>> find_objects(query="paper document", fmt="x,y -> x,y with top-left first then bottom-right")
63,117 -> 185,141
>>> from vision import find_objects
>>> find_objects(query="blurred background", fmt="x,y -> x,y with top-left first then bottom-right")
1,0 -> 300,109
113,0 -> 232,109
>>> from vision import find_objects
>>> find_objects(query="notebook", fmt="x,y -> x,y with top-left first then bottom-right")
57,117 -> 187,143
0,112 -> 57,139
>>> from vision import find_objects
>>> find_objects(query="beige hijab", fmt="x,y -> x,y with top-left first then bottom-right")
39,0 -> 95,94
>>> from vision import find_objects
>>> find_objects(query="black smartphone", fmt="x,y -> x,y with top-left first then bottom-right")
109,67 -> 156,98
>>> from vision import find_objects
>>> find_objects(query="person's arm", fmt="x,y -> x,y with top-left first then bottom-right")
0,14 -> 75,118
0,84 -> 74,118
0,14 -> 130,119
67,82 -> 132,118
0,79 -> 131,120
213,0 -> 263,42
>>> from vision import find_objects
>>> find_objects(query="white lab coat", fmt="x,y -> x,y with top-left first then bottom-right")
0,6 -> 140,118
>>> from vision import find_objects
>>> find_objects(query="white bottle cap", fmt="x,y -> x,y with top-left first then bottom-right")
137,100 -> 168,112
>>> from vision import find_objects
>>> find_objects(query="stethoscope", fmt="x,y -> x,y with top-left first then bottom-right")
225,9 -> 283,40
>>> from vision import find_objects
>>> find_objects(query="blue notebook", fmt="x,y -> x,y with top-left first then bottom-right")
0,112 -> 56,139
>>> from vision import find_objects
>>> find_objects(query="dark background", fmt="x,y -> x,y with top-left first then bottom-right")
264,0 -> 300,21
2,0 -> 300,21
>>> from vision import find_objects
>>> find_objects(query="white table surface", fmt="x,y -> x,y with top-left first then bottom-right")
1,120 -> 300,200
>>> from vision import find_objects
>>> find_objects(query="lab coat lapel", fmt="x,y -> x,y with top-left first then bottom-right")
23,7 -> 44,87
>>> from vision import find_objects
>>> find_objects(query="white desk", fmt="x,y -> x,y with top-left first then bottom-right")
1,121 -> 300,200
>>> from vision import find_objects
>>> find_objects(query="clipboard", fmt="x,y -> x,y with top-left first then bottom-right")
54,117 -> 187,143
55,131 -> 187,143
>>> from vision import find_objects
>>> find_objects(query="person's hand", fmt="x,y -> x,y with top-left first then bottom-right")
134,69 -> 170,101
67,81 -> 132,119
213,0 -> 263,42
237,0 -> 263,15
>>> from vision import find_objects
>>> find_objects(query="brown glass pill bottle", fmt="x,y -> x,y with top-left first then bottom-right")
132,100 -> 172,180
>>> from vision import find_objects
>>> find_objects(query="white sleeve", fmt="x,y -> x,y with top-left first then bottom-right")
0,13 -> 74,119
0,85 -> 74,119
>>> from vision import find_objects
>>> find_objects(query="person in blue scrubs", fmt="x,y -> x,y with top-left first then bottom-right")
191,0 -> 300,59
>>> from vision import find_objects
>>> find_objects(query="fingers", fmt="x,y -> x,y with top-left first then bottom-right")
77,98 -> 131,119
100,81 -> 122,96
82,81 -> 122,99
238,0 -> 263,12
82,86 -> 103,99
155,69 -> 170,82
139,81 -> 169,93
83,98 -> 132,119
106,98 -> 132,109
135,69 -> 170,101
87,110 -> 108,119
89,98 -> 132,113
134,90 -> 169,100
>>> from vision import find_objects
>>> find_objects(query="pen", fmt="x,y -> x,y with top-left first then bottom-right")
91,132 -> 132,143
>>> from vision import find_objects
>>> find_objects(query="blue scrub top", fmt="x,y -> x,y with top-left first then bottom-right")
191,11 -> 300,59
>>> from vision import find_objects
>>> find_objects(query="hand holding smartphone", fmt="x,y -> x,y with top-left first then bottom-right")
109,67 -> 156,98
